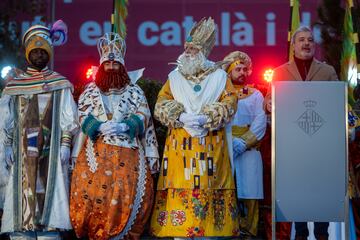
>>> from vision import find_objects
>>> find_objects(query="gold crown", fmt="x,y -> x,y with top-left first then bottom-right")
185,17 -> 216,57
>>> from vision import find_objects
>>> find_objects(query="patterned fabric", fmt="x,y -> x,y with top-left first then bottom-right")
121,113 -> 144,139
233,84 -> 255,99
200,79 -> 237,130
1,90 -> 75,232
25,36 -> 52,62
151,77 -> 239,237
21,93 -> 53,229
239,199 -> 259,236
81,114 -> 103,141
150,189 -> 239,237
3,67 -> 73,96
141,118 -> 160,174
0,67 -> 78,232
154,99 -> 185,129
70,142 -> 154,240
75,83 -> 160,174
156,128 -> 233,190
71,81 -> 159,239
77,82 -> 154,149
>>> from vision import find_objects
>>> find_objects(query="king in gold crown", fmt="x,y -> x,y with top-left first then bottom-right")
184,17 -> 216,58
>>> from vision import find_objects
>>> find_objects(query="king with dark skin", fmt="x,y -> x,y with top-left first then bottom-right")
28,48 -> 49,70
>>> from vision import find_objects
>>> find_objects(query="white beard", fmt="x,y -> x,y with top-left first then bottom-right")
177,52 -> 208,76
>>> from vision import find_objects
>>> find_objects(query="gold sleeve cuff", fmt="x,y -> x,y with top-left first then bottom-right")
61,131 -> 72,147
154,99 -> 185,128
241,130 -> 258,148
202,101 -> 235,130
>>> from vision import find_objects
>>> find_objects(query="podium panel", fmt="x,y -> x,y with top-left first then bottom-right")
273,81 -> 347,222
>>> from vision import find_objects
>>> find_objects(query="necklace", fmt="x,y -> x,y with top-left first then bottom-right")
193,84 -> 201,92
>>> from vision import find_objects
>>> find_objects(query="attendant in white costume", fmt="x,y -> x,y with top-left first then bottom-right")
222,51 -> 266,238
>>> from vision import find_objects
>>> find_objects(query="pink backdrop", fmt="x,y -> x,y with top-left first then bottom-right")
17,0 -> 321,84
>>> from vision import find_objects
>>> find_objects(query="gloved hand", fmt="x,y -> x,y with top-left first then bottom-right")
60,145 -> 70,165
179,113 -> 208,127
99,121 -> 129,135
5,146 -> 14,167
233,137 -> 247,158
196,114 -> 208,126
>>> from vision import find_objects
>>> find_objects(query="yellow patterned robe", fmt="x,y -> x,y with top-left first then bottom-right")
150,73 -> 240,238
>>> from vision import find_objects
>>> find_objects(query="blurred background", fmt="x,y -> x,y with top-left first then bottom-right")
0,0 -> 359,88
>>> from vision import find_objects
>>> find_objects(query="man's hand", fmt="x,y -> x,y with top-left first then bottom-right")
60,145 -> 71,165
233,137 -> 247,158
99,122 -> 129,135
179,113 -> 208,127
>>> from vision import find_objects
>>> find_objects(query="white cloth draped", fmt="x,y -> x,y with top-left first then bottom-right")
169,69 -> 227,137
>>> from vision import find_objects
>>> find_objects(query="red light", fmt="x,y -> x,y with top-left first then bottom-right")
86,67 -> 93,79
263,69 -> 274,83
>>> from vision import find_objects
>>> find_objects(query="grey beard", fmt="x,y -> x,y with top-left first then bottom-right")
177,52 -> 208,76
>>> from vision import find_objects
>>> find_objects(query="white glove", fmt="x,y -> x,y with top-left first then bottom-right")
60,145 -> 71,165
179,113 -> 208,127
233,137 -> 247,158
99,121 -> 129,135
5,146 -> 14,167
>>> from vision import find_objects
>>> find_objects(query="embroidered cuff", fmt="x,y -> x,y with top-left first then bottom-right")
81,114 -> 103,141
241,130 -> 259,149
202,102 -> 235,130
61,131 -> 72,147
122,114 -> 144,139
154,99 -> 185,128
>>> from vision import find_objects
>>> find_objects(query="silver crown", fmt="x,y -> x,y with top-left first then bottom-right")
97,32 -> 126,65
